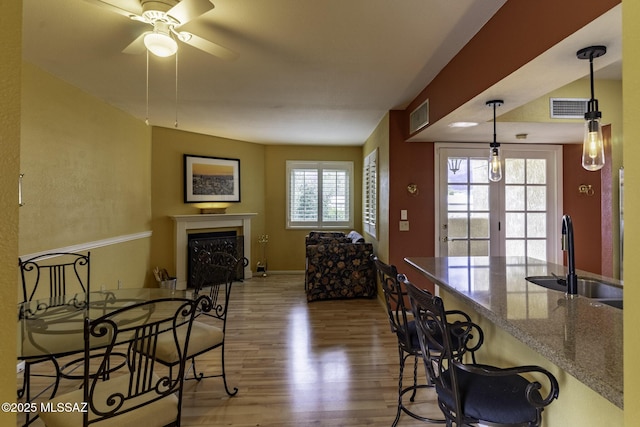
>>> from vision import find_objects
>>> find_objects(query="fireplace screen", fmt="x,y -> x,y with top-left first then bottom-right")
187,231 -> 244,288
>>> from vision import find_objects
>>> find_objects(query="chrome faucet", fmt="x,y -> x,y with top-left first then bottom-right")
561,215 -> 578,296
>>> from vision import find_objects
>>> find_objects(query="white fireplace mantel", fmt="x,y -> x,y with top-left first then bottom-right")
171,213 -> 257,289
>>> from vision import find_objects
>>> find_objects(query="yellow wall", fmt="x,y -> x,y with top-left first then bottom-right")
623,0 -> 640,423
150,127 -> 266,274
19,63 -> 153,289
20,62 -> 152,253
0,0 -> 21,424
263,144 -> 364,271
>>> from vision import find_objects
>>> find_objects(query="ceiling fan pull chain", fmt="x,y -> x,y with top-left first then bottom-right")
175,49 -> 179,128
145,50 -> 150,126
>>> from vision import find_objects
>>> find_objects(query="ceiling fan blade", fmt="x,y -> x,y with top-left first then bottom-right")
83,0 -> 141,20
183,33 -> 238,60
167,0 -> 214,25
122,33 -> 148,55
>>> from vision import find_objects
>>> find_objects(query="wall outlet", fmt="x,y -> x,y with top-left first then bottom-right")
117,280 -> 122,289
17,361 -> 25,373
399,220 -> 410,231
400,209 -> 408,220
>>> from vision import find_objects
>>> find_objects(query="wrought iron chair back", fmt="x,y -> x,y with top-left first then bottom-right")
155,250 -> 248,397
19,252 -> 91,317
17,252 -> 91,425
372,256 -> 444,426
39,295 -> 210,426
405,281 -> 559,427
373,257 -> 414,354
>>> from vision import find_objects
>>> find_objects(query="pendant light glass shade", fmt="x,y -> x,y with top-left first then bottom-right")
489,146 -> 502,182
577,45 -> 607,171
582,116 -> 605,171
486,99 -> 503,182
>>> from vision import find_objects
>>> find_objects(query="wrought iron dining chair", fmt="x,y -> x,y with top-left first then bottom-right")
373,257 -> 482,426
405,280 -> 560,427
38,295 -> 209,427
154,251 -> 248,396
18,252 -> 91,408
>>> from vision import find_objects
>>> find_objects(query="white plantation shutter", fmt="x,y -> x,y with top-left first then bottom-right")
363,149 -> 377,237
286,161 -> 353,228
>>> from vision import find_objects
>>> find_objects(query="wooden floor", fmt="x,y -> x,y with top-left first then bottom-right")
19,274 -> 443,426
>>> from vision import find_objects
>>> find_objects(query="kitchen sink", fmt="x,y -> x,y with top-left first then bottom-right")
525,275 -> 623,307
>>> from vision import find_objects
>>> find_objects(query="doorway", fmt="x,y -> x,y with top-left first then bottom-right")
435,144 -> 563,263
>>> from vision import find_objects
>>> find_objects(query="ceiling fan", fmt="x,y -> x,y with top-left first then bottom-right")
85,0 -> 237,59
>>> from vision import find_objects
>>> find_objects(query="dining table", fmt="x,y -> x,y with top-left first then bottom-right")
17,287 -> 198,426
18,288 -> 195,361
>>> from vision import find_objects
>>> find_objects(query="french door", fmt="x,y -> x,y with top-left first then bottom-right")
436,144 -> 562,263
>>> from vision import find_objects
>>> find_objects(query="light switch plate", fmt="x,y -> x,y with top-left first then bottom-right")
400,209 -> 408,220
399,220 -> 410,231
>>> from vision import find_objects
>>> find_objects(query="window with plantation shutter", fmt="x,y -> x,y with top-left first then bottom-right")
286,161 -> 353,229
363,149 -> 377,237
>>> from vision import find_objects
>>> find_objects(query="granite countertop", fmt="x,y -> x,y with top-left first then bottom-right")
404,256 -> 623,409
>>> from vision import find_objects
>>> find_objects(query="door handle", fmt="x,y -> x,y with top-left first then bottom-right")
441,236 -> 465,242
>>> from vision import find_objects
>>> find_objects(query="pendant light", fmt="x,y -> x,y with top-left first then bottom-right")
577,45 -> 607,171
486,100 -> 503,182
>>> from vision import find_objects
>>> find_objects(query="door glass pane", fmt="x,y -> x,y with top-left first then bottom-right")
470,240 -> 489,256
506,239 -> 525,256
506,212 -> 525,237
448,159 -> 468,183
470,185 -> 489,210
448,185 -> 468,211
527,186 -> 546,211
505,159 -> 525,184
447,158 -> 466,181
527,213 -> 546,238
448,213 -> 468,238
470,213 -> 489,238
527,159 -> 547,184
448,240 -> 468,256
470,159 -> 489,183
506,186 -> 525,210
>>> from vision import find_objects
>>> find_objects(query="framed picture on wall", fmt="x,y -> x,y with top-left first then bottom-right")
184,154 -> 241,203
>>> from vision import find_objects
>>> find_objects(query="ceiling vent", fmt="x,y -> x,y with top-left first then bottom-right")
410,99 -> 429,133
550,98 -> 589,119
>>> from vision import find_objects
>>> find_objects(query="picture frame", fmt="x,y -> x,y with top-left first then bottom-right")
184,154 -> 241,203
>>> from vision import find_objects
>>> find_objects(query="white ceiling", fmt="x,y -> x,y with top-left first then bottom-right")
21,0 -> 621,146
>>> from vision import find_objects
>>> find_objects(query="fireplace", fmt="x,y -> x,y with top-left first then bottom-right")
187,231 -> 244,288
171,213 -> 256,290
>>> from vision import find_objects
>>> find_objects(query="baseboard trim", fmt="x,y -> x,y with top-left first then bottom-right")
246,270 -> 304,276
20,231 -> 153,261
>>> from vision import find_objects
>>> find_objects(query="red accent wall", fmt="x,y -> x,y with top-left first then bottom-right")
389,111 -> 436,291
563,144 -> 602,274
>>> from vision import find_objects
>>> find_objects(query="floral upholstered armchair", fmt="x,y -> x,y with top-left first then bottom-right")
304,231 -> 376,302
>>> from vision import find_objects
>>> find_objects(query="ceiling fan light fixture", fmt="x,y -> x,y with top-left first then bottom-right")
144,31 -> 178,57
144,21 -> 178,57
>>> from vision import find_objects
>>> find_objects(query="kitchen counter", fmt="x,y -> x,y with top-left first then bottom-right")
404,256 -> 623,409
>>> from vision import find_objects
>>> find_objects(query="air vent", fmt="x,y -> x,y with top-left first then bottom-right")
410,99 -> 429,133
550,98 -> 588,119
